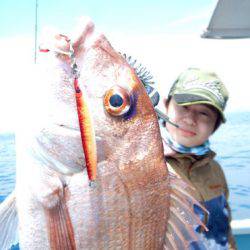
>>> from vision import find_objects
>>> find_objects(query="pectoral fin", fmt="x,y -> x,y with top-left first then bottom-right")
44,191 -> 76,250
0,191 -> 19,250
164,172 -> 208,250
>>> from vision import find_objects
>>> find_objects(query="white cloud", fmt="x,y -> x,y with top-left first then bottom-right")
1,31 -> 250,132
166,10 -> 211,28
0,36 -> 33,132
163,1 -> 218,35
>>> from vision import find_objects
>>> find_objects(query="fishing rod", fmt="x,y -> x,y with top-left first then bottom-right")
147,87 -> 179,128
155,107 -> 179,128
34,0 -> 38,63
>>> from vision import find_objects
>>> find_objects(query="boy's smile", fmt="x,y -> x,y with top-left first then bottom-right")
165,99 -> 218,147
178,127 -> 197,137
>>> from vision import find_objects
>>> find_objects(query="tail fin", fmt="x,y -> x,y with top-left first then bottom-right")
0,191 -> 19,250
164,172 -> 208,250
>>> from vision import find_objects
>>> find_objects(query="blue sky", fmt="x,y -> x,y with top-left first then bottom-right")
1,0 -> 214,38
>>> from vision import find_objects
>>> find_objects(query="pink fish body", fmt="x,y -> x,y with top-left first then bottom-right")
0,18 -> 205,250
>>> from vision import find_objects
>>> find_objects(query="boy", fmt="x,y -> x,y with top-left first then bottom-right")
160,68 -> 237,249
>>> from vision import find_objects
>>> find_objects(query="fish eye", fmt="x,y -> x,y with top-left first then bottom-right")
103,86 -> 131,116
109,94 -> 123,107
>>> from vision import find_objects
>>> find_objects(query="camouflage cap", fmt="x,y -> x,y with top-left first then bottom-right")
168,68 -> 229,122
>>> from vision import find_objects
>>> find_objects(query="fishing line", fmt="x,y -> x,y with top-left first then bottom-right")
155,108 -> 179,128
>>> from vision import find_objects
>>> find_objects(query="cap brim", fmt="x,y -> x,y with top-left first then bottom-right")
173,93 -> 209,104
173,94 -> 226,122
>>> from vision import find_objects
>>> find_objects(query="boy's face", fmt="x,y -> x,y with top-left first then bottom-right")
165,98 -> 218,147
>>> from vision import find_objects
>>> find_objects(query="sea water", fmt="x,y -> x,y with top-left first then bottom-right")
210,111 -> 250,220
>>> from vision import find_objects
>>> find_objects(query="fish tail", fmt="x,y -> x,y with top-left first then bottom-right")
0,191 -> 19,250
164,172 -> 207,249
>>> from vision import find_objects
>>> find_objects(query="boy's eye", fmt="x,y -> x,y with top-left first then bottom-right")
200,111 -> 209,116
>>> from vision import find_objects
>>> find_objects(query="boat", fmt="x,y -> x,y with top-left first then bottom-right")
232,219 -> 250,249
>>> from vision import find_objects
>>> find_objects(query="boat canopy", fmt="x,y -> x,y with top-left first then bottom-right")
202,0 -> 250,39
